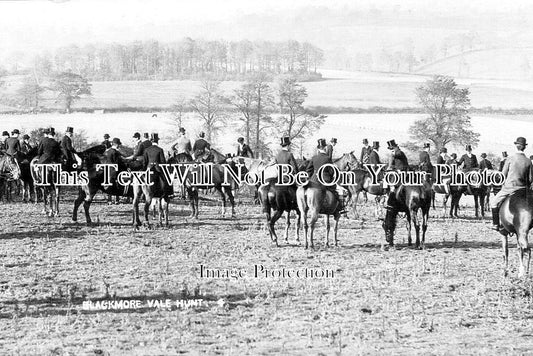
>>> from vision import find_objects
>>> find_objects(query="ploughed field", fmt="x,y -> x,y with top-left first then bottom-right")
1,189 -> 533,355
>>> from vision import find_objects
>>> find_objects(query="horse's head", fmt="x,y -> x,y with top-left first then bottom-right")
335,152 -> 360,171
0,155 -> 21,181
382,208 -> 397,246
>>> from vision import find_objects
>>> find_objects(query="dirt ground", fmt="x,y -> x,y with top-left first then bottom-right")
1,190 -> 533,355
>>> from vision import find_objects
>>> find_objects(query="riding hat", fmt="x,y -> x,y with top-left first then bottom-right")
103,133 -> 110,139
481,153 -> 487,158
514,137 -> 528,146
22,134 -> 30,139
150,133 -> 159,142
66,127 -> 74,133
49,127 -> 56,136
362,138 -> 368,145
143,132 -> 150,139
2,131 -> 9,136
112,137 -> 121,146
372,141 -> 380,149
199,131 -> 205,138
11,129 -> 20,135
386,140 -> 398,150
331,138 -> 337,143
502,151 -> 508,157
237,137 -> 244,143
280,136 -> 291,146
317,138 -> 327,149
440,147 -> 448,153
179,127 -> 186,134
465,144 -> 473,151
423,142 -> 430,149
451,153 -> 457,158
133,132 -> 141,139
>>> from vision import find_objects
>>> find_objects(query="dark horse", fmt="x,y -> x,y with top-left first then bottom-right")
498,189 -> 533,277
72,145 -> 131,225
448,169 -> 492,218
17,147 -> 39,202
382,182 -> 432,249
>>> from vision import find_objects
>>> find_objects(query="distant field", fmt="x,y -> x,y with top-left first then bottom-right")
3,70 -> 533,112
4,112 -> 533,159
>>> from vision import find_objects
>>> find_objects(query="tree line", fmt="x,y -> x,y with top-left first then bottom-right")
21,39 -> 324,82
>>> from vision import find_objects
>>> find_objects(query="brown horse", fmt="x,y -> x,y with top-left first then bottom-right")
30,157 -> 63,217
382,182 -> 432,249
498,189 -> 533,277
347,167 -> 387,219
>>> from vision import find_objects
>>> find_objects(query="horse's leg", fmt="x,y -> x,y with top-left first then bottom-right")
284,210 -> 291,244
72,188 -> 85,222
422,208 -> 429,249
480,192 -> 486,218
309,209 -> 319,249
517,230 -> 530,278
406,212 -> 412,246
227,187 -> 236,217
162,197 -> 170,227
303,209 -> 309,249
143,190 -> 152,228
295,209 -> 301,244
353,191 -> 360,219
216,187 -> 227,217
412,209 -> 420,249
502,234 -> 509,277
54,186 -> 60,217
431,190 -> 435,210
363,191 -> 368,203
324,214 -> 330,248
333,213 -> 340,247
474,194 -> 479,218
269,209 -> 283,247
188,187 -> 198,219
132,187 -> 142,227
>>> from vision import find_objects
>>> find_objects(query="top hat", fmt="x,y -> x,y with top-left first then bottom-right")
143,132 -> 150,139
362,138 -> 369,145
1,131 -> 8,136
372,141 -> 380,149
481,153 -> 487,158
103,133 -> 110,139
440,147 -> 448,153
280,136 -> 291,146
465,144 -> 473,151
317,138 -> 327,149
451,153 -> 457,158
152,114 -> 157,118
150,133 -> 159,142
423,142 -> 430,149
225,153 -> 234,158
387,139 -> 398,150
331,138 -> 337,143
514,137 -> 528,146
133,132 -> 141,139
198,131 -> 205,138
22,134 -> 30,139
49,127 -> 56,136
112,137 -> 121,146
179,127 -> 186,133
66,127 -> 74,133
11,129 -> 20,135
237,137 -> 244,143
502,151 -> 508,157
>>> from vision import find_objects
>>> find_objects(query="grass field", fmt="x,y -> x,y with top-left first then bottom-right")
1,189 -> 533,354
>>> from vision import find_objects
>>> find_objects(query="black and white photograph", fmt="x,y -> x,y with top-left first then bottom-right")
1,0 -> 533,354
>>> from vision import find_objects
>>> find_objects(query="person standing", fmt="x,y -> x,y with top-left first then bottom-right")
61,127 -> 77,170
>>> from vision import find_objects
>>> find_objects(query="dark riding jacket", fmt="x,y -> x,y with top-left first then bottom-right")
143,144 -> 166,170
5,137 -> 21,156
306,151 -> 335,185
418,150 -> 433,173
388,147 -> 408,171
237,143 -> 254,158
274,149 -> 298,173
458,153 -> 478,171
37,137 -> 61,164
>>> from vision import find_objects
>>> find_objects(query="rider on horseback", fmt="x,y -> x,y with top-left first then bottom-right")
306,138 -> 346,214
490,137 -> 533,232
192,131 -> 211,162
418,142 -> 433,179
125,132 -> 147,169
103,137 -> 126,188
144,133 -> 173,195
368,141 -> 381,165
170,127 -> 193,161
385,139 -> 409,208
325,138 -> 337,160
274,136 -> 299,173
360,138 -> 372,165
37,128 -> 61,164
21,135 -> 32,155
458,145 -> 478,172
237,137 -> 254,158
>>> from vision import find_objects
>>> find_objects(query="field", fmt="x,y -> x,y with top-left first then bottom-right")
1,189 -> 533,355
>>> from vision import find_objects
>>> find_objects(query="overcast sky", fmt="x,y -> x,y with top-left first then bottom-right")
1,0 -> 532,56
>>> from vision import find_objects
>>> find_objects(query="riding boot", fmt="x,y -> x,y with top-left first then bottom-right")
491,208 -> 501,231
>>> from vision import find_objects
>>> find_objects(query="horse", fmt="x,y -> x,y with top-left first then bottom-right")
296,155 -> 357,249
72,145 -> 136,226
166,155 -> 244,219
498,189 -> 533,277
0,155 -> 22,200
17,147 -> 39,203
382,182 -> 432,249
346,167 -> 387,219
448,169 -> 491,218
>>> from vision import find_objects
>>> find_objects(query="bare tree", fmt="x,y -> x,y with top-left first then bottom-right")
276,76 -> 325,151
189,80 -> 227,142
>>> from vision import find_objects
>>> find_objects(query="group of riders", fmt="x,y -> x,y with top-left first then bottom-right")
1,125 -> 531,233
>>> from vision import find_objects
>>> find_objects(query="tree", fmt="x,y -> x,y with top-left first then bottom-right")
409,75 -> 479,152
189,80 -> 227,142
49,72 -> 92,113
16,76 -> 44,112
276,76 -> 325,152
